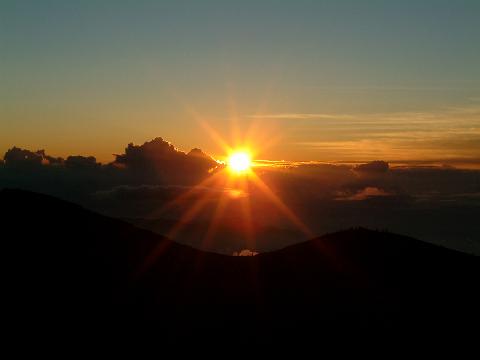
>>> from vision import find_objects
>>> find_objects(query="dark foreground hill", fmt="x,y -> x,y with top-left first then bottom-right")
1,189 -> 478,344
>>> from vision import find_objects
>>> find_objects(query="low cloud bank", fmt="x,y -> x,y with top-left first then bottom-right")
1,138 -> 479,254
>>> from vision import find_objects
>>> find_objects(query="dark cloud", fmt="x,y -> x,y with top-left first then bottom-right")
335,187 -> 393,201
4,147 -> 46,168
354,161 -> 389,174
1,138 -> 479,255
0,138 -> 221,201
94,184 -> 186,201
113,138 -> 219,184
93,184 -> 237,203
44,155 -> 64,166
91,184 -> 248,219
65,156 -> 99,169
4,147 -> 65,167
248,162 -> 480,254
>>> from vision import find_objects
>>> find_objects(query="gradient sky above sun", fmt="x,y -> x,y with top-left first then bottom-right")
1,0 -> 480,164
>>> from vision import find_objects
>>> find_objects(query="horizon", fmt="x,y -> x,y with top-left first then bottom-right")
2,135 -> 480,170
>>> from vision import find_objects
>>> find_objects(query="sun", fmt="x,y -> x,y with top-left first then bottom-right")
228,151 -> 252,173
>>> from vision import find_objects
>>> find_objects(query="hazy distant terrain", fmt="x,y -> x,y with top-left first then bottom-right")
126,217 -> 305,254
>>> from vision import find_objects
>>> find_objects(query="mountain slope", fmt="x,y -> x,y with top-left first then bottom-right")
1,189 -> 478,342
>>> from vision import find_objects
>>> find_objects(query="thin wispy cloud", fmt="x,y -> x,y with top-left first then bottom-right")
256,105 -> 480,162
249,113 -> 357,120
250,105 -> 480,123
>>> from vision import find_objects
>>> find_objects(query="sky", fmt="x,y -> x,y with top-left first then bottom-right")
1,0 -> 480,164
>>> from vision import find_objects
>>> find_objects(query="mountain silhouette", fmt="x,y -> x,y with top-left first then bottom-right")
1,189 -> 478,344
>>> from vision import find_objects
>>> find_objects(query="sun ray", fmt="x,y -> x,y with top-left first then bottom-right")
166,186 -> 217,240
136,183 -> 222,275
200,175 -> 233,250
238,176 -> 255,250
226,88 -> 241,147
157,169 -> 226,215
260,132 -> 283,152
135,90 -> 316,277
199,120 -> 233,156
249,171 -> 313,238
138,174 -> 231,275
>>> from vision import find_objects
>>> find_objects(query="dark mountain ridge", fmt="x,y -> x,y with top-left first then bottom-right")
1,189 -> 478,343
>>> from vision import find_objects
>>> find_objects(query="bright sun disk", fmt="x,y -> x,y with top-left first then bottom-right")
228,151 -> 251,173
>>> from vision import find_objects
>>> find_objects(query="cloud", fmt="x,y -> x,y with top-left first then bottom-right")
89,184 -> 249,219
0,138 -> 222,209
1,136 -> 219,182
3,147 -> 88,169
94,184 -> 189,201
354,161 -> 389,174
3,147 -> 46,168
65,156 -> 99,169
1,137 -> 479,254
335,187 -> 393,201
232,249 -> 259,256
94,184 -> 243,202
113,137 -> 219,184
287,105 -> 480,162
249,113 -> 356,120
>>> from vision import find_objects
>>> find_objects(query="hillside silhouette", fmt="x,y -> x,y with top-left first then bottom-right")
1,189 -> 478,343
